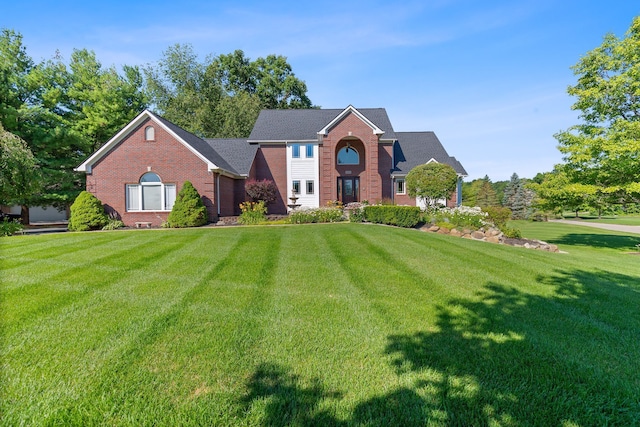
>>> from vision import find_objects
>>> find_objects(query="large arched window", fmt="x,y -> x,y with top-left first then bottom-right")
126,172 -> 176,211
337,146 -> 359,165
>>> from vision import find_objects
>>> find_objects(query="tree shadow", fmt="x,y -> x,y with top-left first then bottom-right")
239,269 -> 640,425
385,270 -> 640,425
239,362 -> 342,426
545,232 -> 639,251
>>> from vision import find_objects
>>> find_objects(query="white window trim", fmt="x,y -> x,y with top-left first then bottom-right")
395,178 -> 406,195
126,181 -> 176,212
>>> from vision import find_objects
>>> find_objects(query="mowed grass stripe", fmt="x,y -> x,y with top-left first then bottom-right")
1,231 -> 204,331
51,228 -> 284,425
1,231 -> 236,425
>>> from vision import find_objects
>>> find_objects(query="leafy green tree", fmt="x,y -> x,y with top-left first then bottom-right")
144,44 -> 221,137
0,123 -> 40,223
166,181 -> 207,227
68,191 -> 108,231
207,49 -> 313,110
555,17 -> 640,205
406,163 -> 458,208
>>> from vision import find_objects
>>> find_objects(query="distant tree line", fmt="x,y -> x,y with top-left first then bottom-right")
0,28 -> 313,222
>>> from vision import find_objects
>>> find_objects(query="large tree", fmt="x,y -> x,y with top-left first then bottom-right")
0,123 -> 40,222
0,29 -> 147,209
146,46 -> 313,138
406,162 -> 458,208
555,17 -> 640,205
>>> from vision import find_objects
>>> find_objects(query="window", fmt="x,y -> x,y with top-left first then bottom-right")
306,180 -> 314,194
144,126 -> 155,141
292,180 -> 301,194
395,178 -> 406,195
126,172 -> 176,211
292,144 -> 300,158
337,146 -> 359,165
306,144 -> 314,158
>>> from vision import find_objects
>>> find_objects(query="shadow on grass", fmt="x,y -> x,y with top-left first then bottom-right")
240,268 -> 640,425
546,232 -> 639,251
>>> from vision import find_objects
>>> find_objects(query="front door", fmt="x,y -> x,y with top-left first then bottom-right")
337,177 -> 359,204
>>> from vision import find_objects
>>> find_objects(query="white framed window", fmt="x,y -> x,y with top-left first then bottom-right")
126,172 -> 176,211
306,180 -> 314,194
395,178 -> 406,195
292,180 -> 301,194
306,144 -> 314,158
337,146 -> 359,165
292,144 -> 300,158
144,126 -> 155,141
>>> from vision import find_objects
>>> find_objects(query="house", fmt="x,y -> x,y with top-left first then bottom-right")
76,105 -> 467,226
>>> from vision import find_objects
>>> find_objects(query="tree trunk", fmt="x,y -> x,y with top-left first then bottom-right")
20,205 -> 30,225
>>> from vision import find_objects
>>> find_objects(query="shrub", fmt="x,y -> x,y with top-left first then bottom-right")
245,179 -> 277,209
428,206 -> 487,230
501,226 -> 522,239
363,205 -> 421,228
345,202 -> 365,223
1,217 -> 23,236
166,181 -> 208,228
288,207 -> 344,224
102,219 -> 125,230
482,206 -> 512,228
239,201 -> 267,225
68,191 -> 109,231
530,211 -> 549,222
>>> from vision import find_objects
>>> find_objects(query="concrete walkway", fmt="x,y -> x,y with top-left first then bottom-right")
550,219 -> 640,235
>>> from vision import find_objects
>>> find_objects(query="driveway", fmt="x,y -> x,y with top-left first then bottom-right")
550,219 -> 640,235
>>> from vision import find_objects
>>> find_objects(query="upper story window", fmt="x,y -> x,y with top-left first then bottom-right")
337,146 -> 359,165
144,126 -> 155,141
292,144 -> 300,158
126,172 -> 176,211
306,144 -> 314,158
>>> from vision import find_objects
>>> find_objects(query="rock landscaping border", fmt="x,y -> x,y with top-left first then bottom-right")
420,224 -> 560,253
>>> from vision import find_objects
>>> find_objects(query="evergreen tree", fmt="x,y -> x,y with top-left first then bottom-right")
68,191 -> 108,231
166,181 -> 207,227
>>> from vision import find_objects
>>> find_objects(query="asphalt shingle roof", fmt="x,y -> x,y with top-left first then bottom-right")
248,108 -> 397,141
393,132 -> 468,176
204,138 -> 257,176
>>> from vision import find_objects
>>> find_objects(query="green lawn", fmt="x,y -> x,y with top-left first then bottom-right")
2,223 -> 639,426
561,214 -> 640,226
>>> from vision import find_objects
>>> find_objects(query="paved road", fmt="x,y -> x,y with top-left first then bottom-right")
550,219 -> 640,235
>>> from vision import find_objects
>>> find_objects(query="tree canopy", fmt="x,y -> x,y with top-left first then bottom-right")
406,162 -> 458,208
555,17 -> 640,206
145,46 -> 313,138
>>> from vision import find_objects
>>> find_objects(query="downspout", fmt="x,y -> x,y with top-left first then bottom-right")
216,173 -> 221,217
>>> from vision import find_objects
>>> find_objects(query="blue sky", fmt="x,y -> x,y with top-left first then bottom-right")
2,1 -> 638,181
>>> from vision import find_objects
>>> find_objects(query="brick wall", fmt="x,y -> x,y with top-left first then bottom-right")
87,118 -> 217,227
253,145 -> 287,214
319,112 -> 385,204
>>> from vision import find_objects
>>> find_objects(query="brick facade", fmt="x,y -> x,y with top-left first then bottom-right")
87,118 -> 217,227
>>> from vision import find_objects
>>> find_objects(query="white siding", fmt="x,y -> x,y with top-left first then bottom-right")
287,143 -> 319,209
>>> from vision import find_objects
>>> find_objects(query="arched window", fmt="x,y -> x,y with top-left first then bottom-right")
337,146 -> 359,165
126,172 -> 176,211
144,125 -> 155,141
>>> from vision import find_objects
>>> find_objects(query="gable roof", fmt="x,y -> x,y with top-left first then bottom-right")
204,138 -> 257,176
248,107 -> 397,142
75,110 -> 253,177
393,131 -> 468,176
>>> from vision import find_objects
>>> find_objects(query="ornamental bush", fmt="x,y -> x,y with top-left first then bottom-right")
68,191 -> 109,231
288,207 -> 344,224
239,201 -> 267,225
0,217 -> 23,236
166,181 -> 207,228
363,205 -> 421,228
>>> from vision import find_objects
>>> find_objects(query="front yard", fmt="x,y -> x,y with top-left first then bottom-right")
1,223 -> 639,425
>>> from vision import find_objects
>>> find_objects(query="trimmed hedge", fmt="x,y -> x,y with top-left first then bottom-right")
363,205 -> 421,228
